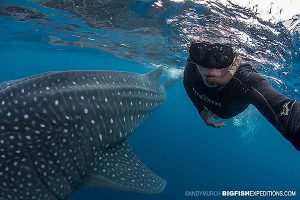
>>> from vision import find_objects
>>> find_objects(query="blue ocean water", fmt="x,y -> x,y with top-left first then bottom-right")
1,0 -> 300,199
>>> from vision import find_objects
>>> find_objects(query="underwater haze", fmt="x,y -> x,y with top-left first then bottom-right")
1,0 -> 300,199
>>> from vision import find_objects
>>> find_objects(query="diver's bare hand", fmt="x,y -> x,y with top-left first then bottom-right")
200,109 -> 226,128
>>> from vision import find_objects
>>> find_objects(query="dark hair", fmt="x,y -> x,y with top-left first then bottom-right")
189,41 -> 235,69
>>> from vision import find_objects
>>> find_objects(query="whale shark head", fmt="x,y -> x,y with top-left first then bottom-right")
0,67 -> 167,199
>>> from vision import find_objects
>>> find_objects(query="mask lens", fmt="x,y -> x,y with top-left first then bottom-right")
189,42 -> 211,66
211,44 -> 234,68
189,42 -> 235,69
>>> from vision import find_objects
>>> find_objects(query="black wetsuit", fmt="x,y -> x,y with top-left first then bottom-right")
183,58 -> 300,151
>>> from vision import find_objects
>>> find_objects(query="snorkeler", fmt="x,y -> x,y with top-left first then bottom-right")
183,41 -> 300,151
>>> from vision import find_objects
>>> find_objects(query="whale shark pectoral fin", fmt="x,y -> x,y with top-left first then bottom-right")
145,66 -> 164,82
81,140 -> 166,194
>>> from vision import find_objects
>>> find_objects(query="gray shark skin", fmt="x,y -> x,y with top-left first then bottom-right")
0,67 -> 167,200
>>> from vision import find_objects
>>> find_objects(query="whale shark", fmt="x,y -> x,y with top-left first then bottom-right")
0,67 -> 169,200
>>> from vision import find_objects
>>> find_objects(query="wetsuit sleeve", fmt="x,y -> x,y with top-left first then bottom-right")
183,60 -> 206,115
183,81 -> 205,115
235,67 -> 300,150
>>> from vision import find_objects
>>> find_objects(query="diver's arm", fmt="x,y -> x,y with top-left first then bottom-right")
199,109 -> 226,128
183,82 -> 205,115
248,78 -> 289,133
183,81 -> 225,128
237,70 -> 300,150
183,60 -> 206,115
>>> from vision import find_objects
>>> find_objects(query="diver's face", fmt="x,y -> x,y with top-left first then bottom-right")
197,65 -> 229,87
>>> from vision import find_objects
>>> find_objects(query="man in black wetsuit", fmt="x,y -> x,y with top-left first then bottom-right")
183,41 -> 300,151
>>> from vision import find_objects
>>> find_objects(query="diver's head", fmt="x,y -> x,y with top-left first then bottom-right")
189,41 -> 235,87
